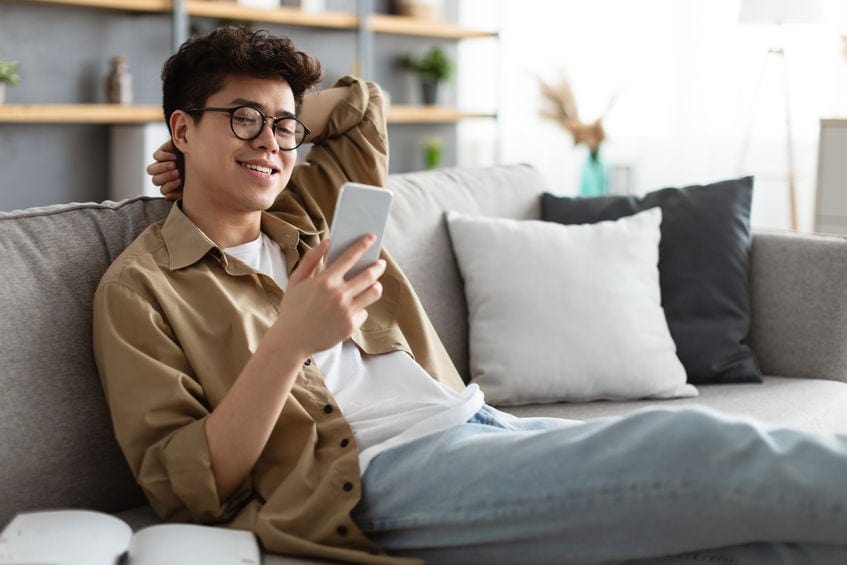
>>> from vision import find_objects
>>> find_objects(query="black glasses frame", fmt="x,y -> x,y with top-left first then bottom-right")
185,105 -> 311,151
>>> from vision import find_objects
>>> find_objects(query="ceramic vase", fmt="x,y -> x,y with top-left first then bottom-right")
580,151 -> 607,197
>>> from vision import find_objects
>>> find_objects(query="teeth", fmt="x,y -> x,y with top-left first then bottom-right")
241,162 -> 273,175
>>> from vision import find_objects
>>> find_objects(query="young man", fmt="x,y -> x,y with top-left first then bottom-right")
98,26 -> 847,564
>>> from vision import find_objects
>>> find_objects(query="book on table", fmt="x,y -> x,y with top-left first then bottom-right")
0,509 -> 260,565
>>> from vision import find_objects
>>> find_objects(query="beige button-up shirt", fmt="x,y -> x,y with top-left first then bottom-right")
93,76 -> 464,563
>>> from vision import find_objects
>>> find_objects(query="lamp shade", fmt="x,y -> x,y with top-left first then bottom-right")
738,0 -> 822,24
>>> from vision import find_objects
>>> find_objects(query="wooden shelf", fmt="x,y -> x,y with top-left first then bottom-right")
369,14 -> 496,39
0,104 -> 495,125
15,0 -> 170,12
387,105 -> 495,123
185,1 -> 357,29
0,104 -> 164,123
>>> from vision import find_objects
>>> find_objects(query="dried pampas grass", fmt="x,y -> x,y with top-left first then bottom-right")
538,75 -> 617,156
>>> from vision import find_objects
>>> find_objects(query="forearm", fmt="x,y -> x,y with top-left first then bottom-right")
204,326 -> 308,500
299,86 -> 350,143
281,78 -> 388,219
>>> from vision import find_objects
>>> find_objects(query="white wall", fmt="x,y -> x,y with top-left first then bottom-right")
459,0 -> 847,232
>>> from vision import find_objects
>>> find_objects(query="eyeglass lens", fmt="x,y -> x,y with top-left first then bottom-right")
231,106 -> 306,149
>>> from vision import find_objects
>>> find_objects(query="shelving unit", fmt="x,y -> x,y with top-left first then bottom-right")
1,0 -> 499,208
1,2 -> 498,126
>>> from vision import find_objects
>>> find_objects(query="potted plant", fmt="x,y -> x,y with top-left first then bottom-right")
422,137 -> 444,169
0,59 -> 20,104
401,46 -> 453,105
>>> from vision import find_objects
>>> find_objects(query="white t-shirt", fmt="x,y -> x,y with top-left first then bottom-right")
224,233 -> 484,473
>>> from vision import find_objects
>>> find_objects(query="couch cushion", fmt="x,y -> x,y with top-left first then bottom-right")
541,178 -> 760,385
445,208 -> 695,404
384,164 -> 548,381
503,376 -> 847,435
0,197 -> 171,527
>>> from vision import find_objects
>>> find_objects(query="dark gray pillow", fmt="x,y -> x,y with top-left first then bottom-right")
541,177 -> 761,384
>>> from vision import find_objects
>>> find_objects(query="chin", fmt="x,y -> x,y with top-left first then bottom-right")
255,187 -> 286,211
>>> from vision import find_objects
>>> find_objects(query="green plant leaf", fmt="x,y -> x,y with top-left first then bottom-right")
401,46 -> 453,82
0,59 -> 21,86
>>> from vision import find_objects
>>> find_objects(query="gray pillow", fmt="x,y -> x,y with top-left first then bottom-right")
541,177 -> 761,384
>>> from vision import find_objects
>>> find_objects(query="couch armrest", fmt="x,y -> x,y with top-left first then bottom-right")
749,230 -> 847,381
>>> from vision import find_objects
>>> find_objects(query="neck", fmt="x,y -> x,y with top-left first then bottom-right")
181,191 -> 262,249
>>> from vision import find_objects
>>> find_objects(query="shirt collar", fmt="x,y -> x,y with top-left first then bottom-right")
161,203 -> 218,271
160,202 -> 320,271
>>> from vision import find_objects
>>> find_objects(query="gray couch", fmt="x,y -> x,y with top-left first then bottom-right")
4,163 -> 847,560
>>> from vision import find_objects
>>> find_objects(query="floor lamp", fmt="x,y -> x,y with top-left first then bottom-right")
737,0 -> 822,231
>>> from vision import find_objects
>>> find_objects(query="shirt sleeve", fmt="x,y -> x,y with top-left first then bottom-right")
93,281 -> 252,523
277,76 -> 388,232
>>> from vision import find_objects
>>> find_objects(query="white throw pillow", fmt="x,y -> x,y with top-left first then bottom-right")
445,207 -> 697,405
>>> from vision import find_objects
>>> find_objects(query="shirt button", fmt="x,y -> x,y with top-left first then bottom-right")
340,438 -> 350,448
343,481 -> 353,492
304,358 -> 312,366
323,404 -> 333,414
337,525 -> 348,536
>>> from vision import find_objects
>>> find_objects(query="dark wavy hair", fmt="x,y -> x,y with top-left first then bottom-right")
162,26 -> 323,133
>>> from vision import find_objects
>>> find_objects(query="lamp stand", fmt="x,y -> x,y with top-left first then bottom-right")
737,43 -> 799,230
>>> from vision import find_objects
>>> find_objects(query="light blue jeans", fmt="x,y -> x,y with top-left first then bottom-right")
352,404 -> 847,564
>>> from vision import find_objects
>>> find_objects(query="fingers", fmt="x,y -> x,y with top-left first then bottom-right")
160,179 -> 182,201
154,140 -> 177,160
146,150 -> 177,179
351,280 -> 383,312
326,234 -> 376,279
147,156 -> 182,196
147,142 -> 183,199
323,240 -> 385,314
347,258 -> 386,295
351,309 -> 369,330
289,239 -> 329,285
153,169 -> 181,193
146,159 -> 176,178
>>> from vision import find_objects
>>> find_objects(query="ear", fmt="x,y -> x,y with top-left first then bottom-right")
170,110 -> 192,154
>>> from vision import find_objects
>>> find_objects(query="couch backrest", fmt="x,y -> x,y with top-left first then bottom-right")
385,164 -> 547,379
0,198 -> 171,526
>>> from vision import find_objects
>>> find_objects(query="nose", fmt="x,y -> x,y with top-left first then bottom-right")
252,117 -> 280,153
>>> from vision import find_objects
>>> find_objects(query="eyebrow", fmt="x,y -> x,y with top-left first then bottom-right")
230,98 -> 296,118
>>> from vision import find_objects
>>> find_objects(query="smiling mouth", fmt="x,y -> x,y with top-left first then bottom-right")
239,161 -> 279,176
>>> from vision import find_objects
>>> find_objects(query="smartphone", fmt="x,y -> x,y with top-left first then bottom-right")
325,182 -> 394,280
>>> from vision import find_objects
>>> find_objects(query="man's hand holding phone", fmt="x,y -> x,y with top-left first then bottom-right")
274,182 -> 393,356
272,235 -> 386,358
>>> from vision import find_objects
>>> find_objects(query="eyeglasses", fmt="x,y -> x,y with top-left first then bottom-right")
185,105 -> 311,151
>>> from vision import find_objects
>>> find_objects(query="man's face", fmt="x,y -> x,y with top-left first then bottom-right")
181,74 -> 298,215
